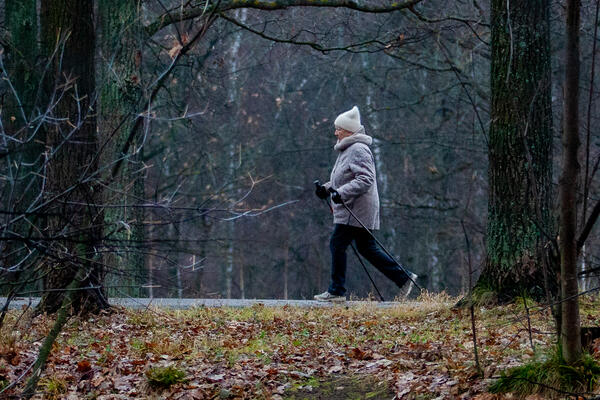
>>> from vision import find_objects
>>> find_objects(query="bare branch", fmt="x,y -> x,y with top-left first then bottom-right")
219,12 -> 389,53
146,0 -> 424,36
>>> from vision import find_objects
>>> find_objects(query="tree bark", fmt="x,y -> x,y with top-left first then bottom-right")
560,0 -> 582,365
1,0 -> 40,290
37,0 -> 109,314
475,0 -> 556,302
5,0 -> 37,122
98,0 -> 145,298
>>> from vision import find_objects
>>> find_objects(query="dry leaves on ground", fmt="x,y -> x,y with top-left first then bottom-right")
1,294 -> 599,399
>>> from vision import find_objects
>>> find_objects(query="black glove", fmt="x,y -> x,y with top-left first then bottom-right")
315,184 -> 328,199
329,189 -> 343,204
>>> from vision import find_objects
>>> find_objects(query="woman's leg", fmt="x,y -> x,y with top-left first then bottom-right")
354,228 -> 411,288
328,224 -> 355,296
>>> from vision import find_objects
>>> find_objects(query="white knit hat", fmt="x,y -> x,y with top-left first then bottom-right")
334,106 -> 361,133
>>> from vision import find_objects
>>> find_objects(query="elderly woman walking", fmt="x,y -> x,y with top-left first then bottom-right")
314,106 -> 417,302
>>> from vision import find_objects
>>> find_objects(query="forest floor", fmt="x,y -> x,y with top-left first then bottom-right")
1,292 -> 598,399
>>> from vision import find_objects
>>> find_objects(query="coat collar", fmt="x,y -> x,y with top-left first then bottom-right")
334,132 -> 373,151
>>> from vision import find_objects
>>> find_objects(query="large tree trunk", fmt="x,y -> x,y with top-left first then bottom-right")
475,0 -> 556,302
98,0 -> 145,298
37,0 -> 109,314
560,0 -> 582,365
1,0 -> 40,291
5,0 -> 37,121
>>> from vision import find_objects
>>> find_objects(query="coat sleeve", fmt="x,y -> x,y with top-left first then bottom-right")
336,145 -> 375,200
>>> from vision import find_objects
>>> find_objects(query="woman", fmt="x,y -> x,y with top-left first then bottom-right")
314,106 -> 417,302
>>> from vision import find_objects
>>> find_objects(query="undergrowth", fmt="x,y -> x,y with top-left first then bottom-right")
2,293 -> 582,398
145,365 -> 187,389
39,376 -> 68,400
489,347 -> 600,398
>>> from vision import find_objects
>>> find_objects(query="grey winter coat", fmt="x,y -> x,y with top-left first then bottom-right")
325,132 -> 380,230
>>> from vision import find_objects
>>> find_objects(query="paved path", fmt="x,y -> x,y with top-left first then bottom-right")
1,297 -> 417,310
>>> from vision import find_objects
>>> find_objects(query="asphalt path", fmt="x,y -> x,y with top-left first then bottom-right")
1,297 -> 416,310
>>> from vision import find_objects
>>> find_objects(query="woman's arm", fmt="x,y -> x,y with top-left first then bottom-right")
336,145 -> 375,200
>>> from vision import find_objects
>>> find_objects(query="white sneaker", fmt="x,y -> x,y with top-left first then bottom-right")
400,273 -> 418,298
313,291 -> 346,303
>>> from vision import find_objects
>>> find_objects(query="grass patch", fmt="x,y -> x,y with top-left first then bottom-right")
125,310 -> 157,327
142,338 -> 189,359
39,376 -> 68,400
145,365 -> 187,389
489,347 -> 600,398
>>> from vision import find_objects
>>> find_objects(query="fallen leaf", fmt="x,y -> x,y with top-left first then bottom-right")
77,360 -> 92,373
328,365 -> 343,373
206,374 -> 224,382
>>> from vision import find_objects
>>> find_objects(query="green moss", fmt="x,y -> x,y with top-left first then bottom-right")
0,376 -> 9,390
487,216 -> 540,270
145,365 -> 187,389
459,280 -> 498,307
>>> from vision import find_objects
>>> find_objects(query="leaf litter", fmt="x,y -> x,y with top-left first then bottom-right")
2,293 -> 599,399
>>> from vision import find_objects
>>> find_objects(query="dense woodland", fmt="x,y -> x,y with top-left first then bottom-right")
0,0 -> 496,302
1,0 -> 599,301
136,2 -> 491,302
2,0 -> 600,397
2,0 -> 600,302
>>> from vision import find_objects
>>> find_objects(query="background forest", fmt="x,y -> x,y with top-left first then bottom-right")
3,0 -> 600,397
1,0 -> 600,303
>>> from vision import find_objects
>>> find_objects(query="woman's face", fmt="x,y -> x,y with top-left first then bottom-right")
334,126 -> 353,141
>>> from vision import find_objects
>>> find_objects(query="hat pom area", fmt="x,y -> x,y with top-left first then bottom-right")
334,106 -> 362,133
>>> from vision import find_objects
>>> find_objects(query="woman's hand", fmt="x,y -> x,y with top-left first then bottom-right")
315,184 -> 328,199
328,188 -> 343,204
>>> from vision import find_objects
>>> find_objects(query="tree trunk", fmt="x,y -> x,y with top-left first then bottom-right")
98,0 -> 145,298
5,0 -> 37,121
475,0 -> 556,302
283,237 -> 289,300
222,8 -> 247,299
225,223 -> 234,298
560,0 -> 582,365
37,0 -> 109,314
1,0 -> 40,290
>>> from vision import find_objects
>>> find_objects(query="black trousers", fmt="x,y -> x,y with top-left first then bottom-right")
328,224 -> 411,296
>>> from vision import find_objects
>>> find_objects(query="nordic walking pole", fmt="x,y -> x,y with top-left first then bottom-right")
328,187 -> 423,293
314,180 -> 385,302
